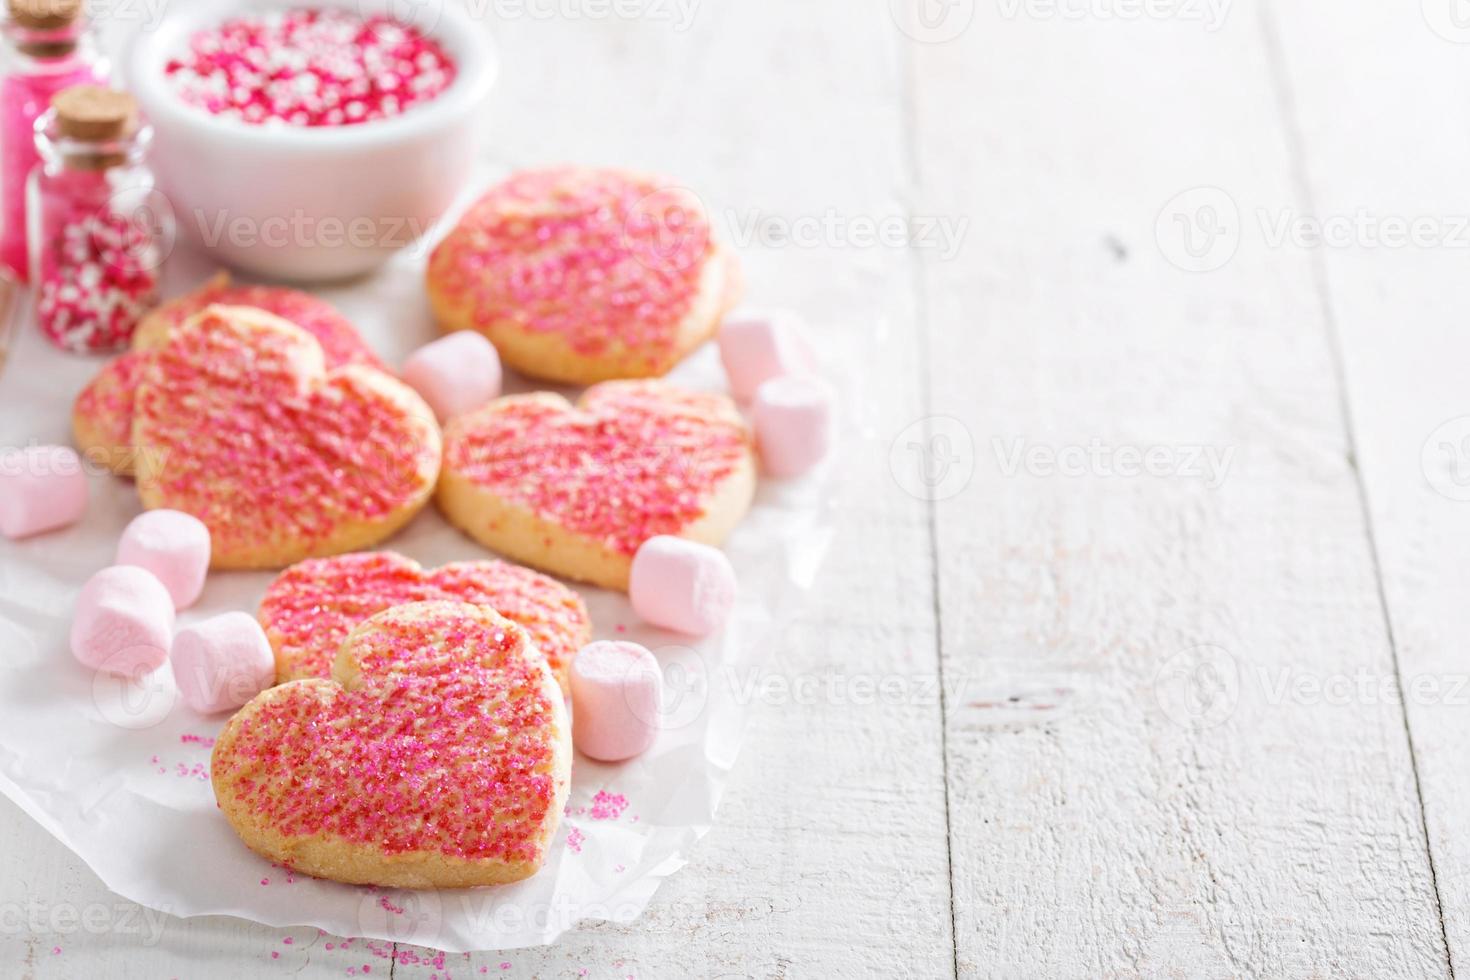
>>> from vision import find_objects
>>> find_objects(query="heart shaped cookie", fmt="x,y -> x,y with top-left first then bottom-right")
427,166 -> 742,385
133,306 -> 440,569
212,601 -> 571,888
438,380 -> 756,590
260,551 -> 591,690
73,275 -> 377,476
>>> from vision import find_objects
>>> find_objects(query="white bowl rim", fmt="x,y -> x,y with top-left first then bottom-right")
128,0 -> 497,150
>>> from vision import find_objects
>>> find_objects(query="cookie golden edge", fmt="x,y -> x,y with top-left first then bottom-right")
435,390 -> 757,591
132,306 -> 441,570
212,602 -> 573,889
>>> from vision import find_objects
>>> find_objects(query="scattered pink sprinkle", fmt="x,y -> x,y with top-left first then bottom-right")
283,937 -> 294,945
51,946 -> 61,955
271,951 -> 280,960
181,733 -> 216,747
500,963 -> 511,970
589,791 -> 629,821
567,826 -> 585,854
260,878 -> 269,886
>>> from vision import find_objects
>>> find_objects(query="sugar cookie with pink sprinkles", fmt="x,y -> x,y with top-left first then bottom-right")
438,380 -> 756,590
427,166 -> 743,385
73,274 -> 378,476
212,601 -> 570,888
131,305 -> 439,569
258,550 -> 591,690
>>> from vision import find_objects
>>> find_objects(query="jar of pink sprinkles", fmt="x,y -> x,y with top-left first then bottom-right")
27,85 -> 166,353
0,0 -> 108,282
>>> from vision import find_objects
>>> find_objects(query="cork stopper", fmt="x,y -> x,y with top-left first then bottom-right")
7,0 -> 83,30
53,86 -> 137,142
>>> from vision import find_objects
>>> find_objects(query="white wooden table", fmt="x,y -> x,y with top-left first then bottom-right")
4,0 -> 1469,975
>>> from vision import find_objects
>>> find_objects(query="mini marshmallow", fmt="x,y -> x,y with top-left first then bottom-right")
71,565 -> 174,676
570,641 -> 662,762
630,536 -> 737,636
170,612 -> 276,714
0,445 -> 87,539
717,312 -> 815,401
116,510 -> 211,610
753,376 -> 833,478
402,331 -> 503,423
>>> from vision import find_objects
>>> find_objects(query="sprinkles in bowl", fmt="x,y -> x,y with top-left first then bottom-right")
162,8 -> 456,128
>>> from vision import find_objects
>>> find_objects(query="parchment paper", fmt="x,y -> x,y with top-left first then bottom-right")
0,233 -> 833,951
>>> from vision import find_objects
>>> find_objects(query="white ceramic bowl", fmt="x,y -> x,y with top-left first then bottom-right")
128,0 -> 496,282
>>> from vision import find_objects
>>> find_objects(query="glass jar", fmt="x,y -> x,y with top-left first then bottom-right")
0,0 -> 108,281
27,86 -> 167,353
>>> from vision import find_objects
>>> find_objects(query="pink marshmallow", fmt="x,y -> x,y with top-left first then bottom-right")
570,641 -> 662,762
753,376 -> 833,477
0,445 -> 87,539
717,312 -> 816,401
630,536 -> 737,636
170,612 -> 276,714
71,566 -> 174,676
402,331 -> 503,422
116,510 -> 211,610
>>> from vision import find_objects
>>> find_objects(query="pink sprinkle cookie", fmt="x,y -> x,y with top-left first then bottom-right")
427,166 -> 743,385
630,536 -> 737,636
136,273 -> 381,370
753,376 -> 833,478
131,305 -> 440,570
438,381 -> 758,591
72,350 -> 148,476
0,445 -> 87,539
570,641 -> 661,763
71,565 -> 174,676
164,9 -> 456,128
259,550 -> 591,689
211,601 -> 571,888
74,273 -> 378,477
116,510 -> 211,610
171,612 -> 275,714
717,312 -> 817,402
401,331 -> 503,423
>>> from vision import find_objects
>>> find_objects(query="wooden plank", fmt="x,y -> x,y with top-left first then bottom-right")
0,1 -> 954,976
1263,0 -> 1470,970
0,795 -> 386,979
412,3 -> 954,972
906,1 -> 1450,975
